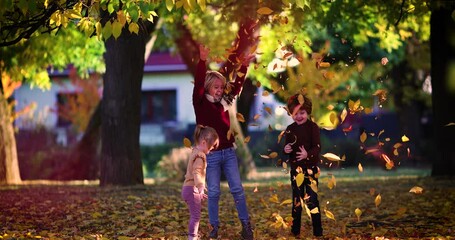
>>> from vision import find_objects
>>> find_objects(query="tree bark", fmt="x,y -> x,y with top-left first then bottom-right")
430,6 -> 455,176
100,25 -> 147,186
0,94 -> 21,184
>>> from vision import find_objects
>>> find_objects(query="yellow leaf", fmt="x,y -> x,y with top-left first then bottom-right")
244,136 -> 251,143
277,130 -> 285,143
375,194 -> 381,208
324,209 -> 336,221
253,114 -> 261,121
262,90 -> 270,96
327,175 -> 336,189
257,6 -> 273,15
128,22 -> 139,34
409,186 -> 423,194
309,207 -> 319,214
183,137 -> 192,148
360,131 -> 367,143
402,135 -> 410,142
358,163 -> 363,172
269,194 -> 280,203
297,94 -> 304,105
280,199 -> 293,205
322,153 -> 344,161
112,20 -> 123,39
264,106 -> 272,115
355,208 -> 362,222
282,161 -> 287,169
310,179 -> 318,193
236,112 -> 245,122
268,152 -> 278,159
197,0 -> 206,11
259,154 -> 270,159
340,108 -> 347,123
295,172 -> 304,187
166,0 -> 175,11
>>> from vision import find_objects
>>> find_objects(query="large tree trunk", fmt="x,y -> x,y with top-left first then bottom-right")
0,94 -> 21,184
430,6 -> 455,176
100,25 -> 147,186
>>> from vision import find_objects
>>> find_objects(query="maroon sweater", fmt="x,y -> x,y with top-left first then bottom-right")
284,120 -> 321,169
193,60 -> 247,150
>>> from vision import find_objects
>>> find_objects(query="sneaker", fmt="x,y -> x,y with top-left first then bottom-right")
241,221 -> 254,240
209,225 -> 218,239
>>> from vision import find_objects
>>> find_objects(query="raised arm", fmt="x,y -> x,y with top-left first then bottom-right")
193,45 -> 210,103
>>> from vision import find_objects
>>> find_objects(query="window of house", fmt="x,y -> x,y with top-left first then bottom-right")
56,92 -> 77,127
141,90 -> 177,123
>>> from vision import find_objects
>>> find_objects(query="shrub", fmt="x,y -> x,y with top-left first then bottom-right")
141,143 -> 179,178
157,147 -> 192,182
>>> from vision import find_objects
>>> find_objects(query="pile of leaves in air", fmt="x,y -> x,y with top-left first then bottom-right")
1,176 -> 455,240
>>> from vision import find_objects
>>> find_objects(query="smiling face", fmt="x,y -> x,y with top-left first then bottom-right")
208,78 -> 224,102
292,108 -> 309,125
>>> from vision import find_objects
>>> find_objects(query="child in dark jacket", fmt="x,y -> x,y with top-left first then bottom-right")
283,94 -> 323,237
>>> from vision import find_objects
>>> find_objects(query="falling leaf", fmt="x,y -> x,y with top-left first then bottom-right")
236,113 -> 245,122
297,94 -> 304,105
280,199 -> 293,205
183,137 -> 192,148
257,6 -> 273,15
358,163 -> 363,172
375,194 -> 381,208
262,90 -> 270,97
295,172 -> 304,187
445,122 -> 455,127
319,62 -> 330,68
360,131 -> 367,143
365,148 -> 379,154
327,175 -> 336,189
322,153 -> 344,161
324,209 -> 336,221
269,152 -> 278,159
382,154 -> 394,170
327,104 -> 335,110
253,186 -> 258,192
310,179 -> 318,193
409,186 -> 423,194
259,154 -> 270,159
402,135 -> 410,142
277,130 -> 285,143
264,106 -> 272,115
340,108 -> 348,123
244,136 -> 251,143
253,114 -> 261,121
355,208 -> 362,222
381,57 -> 389,65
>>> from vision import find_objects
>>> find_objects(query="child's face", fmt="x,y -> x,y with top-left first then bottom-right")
292,108 -> 308,125
208,78 -> 224,102
199,139 -> 218,154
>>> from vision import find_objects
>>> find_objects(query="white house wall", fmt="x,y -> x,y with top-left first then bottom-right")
14,81 -> 76,130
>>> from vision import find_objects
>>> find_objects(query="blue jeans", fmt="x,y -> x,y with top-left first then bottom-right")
206,147 -> 250,227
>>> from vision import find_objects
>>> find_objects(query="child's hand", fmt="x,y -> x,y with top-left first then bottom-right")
296,145 -> 308,161
284,143 -> 293,153
199,44 -> 210,61
198,186 -> 208,200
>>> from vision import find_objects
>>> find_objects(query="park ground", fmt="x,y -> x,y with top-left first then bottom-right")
1,167 -> 455,240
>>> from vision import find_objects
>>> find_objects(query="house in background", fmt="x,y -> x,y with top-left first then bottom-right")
14,52 -> 196,146
13,51 -> 290,147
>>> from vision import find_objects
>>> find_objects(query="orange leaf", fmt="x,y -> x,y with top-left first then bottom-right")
257,7 -> 273,15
